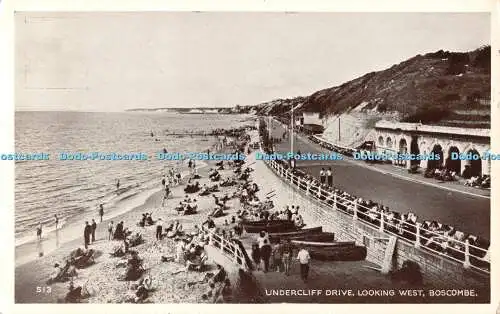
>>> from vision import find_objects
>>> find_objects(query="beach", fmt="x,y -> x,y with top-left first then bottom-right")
15,144 -> 249,303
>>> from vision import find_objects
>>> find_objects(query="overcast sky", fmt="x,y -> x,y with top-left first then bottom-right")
15,12 -> 490,112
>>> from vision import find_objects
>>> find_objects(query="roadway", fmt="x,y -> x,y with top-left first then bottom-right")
267,121 -> 490,240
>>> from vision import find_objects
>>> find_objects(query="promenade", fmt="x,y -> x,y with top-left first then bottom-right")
236,150 -> 489,303
268,122 -> 490,239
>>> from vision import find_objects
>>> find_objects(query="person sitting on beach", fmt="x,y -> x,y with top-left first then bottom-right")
202,216 -> 216,230
175,238 -> 187,264
134,280 -> 150,303
295,215 -> 304,228
49,263 -> 63,282
190,225 -> 200,236
64,281 -> 83,303
213,195 -> 224,208
164,222 -> 174,234
186,248 -> 208,271
190,199 -> 198,210
199,184 -> 210,196
113,221 -> 124,240
202,282 -> 219,303
139,214 -> 147,227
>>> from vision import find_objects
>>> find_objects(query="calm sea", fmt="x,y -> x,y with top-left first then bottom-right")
15,111 -> 252,247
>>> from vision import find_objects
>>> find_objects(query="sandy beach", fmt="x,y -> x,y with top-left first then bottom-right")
15,143 -> 249,303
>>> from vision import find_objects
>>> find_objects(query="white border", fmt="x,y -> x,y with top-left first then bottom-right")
0,1 -> 498,314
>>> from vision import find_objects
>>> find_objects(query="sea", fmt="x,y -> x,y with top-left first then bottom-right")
14,111 -> 253,265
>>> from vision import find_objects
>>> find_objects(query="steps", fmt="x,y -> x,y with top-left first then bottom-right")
381,236 -> 397,274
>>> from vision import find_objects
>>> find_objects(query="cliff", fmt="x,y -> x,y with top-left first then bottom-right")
254,46 -> 491,128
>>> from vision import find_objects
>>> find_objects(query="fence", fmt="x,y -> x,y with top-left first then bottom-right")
264,158 -> 490,275
205,228 -> 250,271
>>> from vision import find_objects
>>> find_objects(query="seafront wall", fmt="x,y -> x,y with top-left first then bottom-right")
260,159 -> 489,291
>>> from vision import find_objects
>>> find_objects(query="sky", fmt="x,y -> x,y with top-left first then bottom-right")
15,12 -> 490,112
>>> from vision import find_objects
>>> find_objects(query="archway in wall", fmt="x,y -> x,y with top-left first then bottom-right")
410,136 -> 420,166
463,149 -> 482,178
386,137 -> 393,149
445,146 -> 461,174
398,138 -> 408,167
427,144 -> 443,170
378,136 -> 384,147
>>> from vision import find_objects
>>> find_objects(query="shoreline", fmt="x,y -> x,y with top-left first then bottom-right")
14,159 -> 210,267
14,135 -> 246,303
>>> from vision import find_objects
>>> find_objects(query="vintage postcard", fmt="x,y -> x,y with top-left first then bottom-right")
0,0 -> 498,314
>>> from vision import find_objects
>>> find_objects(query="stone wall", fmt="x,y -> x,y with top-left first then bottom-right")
264,161 -> 489,291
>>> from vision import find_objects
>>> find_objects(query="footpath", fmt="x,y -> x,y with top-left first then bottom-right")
273,118 -> 490,199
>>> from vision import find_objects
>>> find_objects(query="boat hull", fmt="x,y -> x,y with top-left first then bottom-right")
291,240 -> 367,261
281,232 -> 335,242
242,220 -> 297,233
269,227 -> 323,241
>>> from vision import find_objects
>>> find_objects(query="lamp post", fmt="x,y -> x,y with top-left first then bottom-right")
291,106 -> 294,154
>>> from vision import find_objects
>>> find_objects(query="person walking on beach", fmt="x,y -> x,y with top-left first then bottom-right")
84,221 -> 91,249
320,168 -> 326,185
91,219 -> 97,243
258,231 -> 272,273
99,204 -> 104,222
297,246 -> 311,282
162,186 -> 171,207
327,167 -> 333,186
176,171 -> 181,185
156,219 -> 163,241
282,239 -> 293,276
54,215 -> 59,230
116,179 -> 120,192
36,222 -> 43,240
251,243 -> 261,271
108,221 -> 114,240
272,239 -> 284,272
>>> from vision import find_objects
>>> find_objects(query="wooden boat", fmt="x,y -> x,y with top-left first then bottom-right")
242,220 -> 297,233
292,240 -> 354,247
291,240 -> 367,261
279,232 -> 335,243
269,227 -> 323,240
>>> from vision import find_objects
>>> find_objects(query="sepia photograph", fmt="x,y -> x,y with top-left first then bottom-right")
7,7 -> 495,308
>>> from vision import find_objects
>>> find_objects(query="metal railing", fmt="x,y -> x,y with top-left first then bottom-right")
205,229 -> 250,271
264,158 -> 490,275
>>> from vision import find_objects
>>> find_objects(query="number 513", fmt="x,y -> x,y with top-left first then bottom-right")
36,286 -> 52,294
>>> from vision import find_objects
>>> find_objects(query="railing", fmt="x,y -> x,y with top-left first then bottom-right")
205,229 -> 250,271
264,158 -> 490,275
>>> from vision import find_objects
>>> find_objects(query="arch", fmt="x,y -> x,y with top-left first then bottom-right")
397,138 -> 408,167
445,146 -> 461,174
410,136 -> 420,166
378,136 -> 384,147
386,137 -> 393,148
399,138 -> 408,153
463,148 -> 482,178
419,140 -> 427,152
427,144 -> 444,170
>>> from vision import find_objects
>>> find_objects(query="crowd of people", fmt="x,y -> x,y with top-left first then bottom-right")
424,167 -> 458,181
307,130 -> 491,191
464,174 -> 490,188
37,127 -> 260,304
270,158 -> 490,270
259,120 -> 490,271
